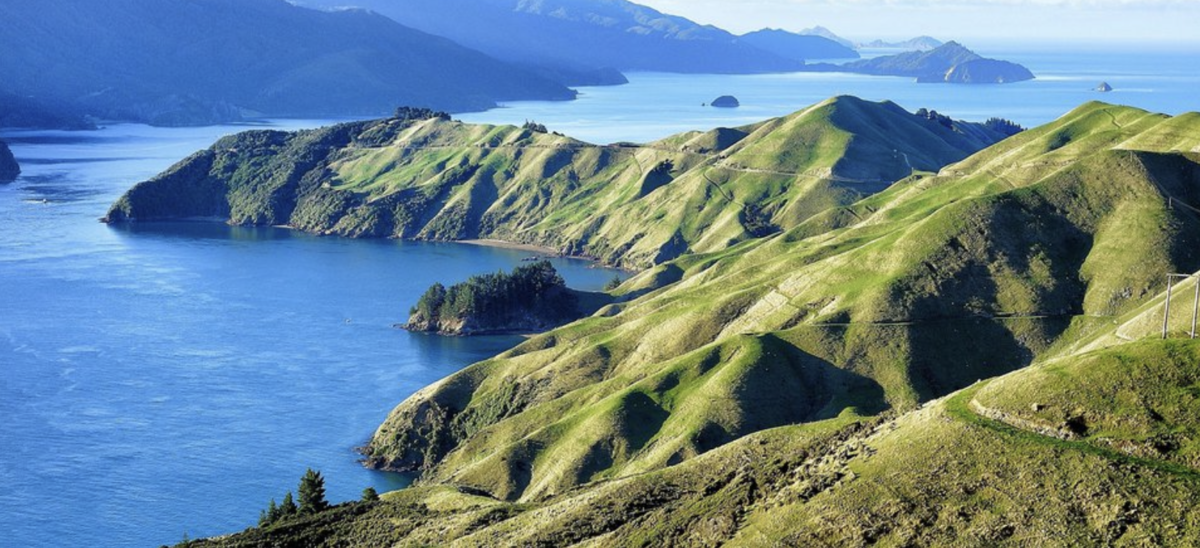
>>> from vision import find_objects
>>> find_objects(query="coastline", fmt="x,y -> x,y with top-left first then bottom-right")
457,238 -> 560,255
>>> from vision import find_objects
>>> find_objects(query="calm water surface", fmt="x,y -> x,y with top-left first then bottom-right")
461,43 -> 1200,144
0,122 -> 621,547
3,42 -> 1198,547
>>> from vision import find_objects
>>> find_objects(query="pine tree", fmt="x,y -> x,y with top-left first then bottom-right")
280,491 -> 298,517
298,468 -> 329,514
361,486 -> 379,502
266,498 -> 281,524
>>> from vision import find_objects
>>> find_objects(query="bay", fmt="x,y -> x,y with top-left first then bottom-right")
0,122 -> 622,547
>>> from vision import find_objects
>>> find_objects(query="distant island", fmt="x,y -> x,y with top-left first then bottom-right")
0,141 -> 19,183
710,96 -> 741,108
404,261 -> 590,336
1096,82 -> 1114,92
829,42 -> 1034,84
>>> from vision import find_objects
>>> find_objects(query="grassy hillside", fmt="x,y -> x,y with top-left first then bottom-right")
188,338 -> 1200,546
172,101 -> 1200,546
354,101 -> 1200,507
105,96 -> 1005,268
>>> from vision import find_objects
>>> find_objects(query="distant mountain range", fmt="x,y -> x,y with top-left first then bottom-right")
0,0 -> 574,127
740,29 -> 860,62
301,0 -> 811,76
0,0 -> 1034,129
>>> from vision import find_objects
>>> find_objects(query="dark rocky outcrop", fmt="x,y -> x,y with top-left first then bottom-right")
0,141 -> 19,183
711,96 -> 740,108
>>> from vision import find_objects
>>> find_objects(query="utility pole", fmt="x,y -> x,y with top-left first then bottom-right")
1162,273 -> 1200,339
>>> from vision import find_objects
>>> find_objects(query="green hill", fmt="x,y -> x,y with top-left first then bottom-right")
356,101 -> 1200,502
175,100 -> 1200,546
187,332 -> 1200,546
105,97 -> 1007,268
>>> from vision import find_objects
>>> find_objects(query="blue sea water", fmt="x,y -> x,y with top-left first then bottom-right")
2,43 -> 1198,547
0,122 -> 622,547
460,43 -> 1200,144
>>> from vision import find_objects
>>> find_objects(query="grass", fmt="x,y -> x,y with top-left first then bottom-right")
108,96 -> 1007,269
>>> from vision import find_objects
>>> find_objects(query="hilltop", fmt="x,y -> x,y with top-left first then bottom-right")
0,0 -> 573,126
104,97 -> 1009,268
184,102 -> 1200,545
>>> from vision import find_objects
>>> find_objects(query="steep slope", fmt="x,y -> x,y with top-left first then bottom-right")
105,97 -> 1006,268
840,41 -> 1034,84
0,141 -> 19,183
0,0 -> 573,126
740,29 -> 860,61
300,0 -> 803,75
189,340 -> 1200,546
358,102 -> 1200,505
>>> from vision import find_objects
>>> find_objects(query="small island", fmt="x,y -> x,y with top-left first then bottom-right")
711,95 -> 740,108
404,261 -> 590,336
1096,82 -> 1113,92
0,141 -> 20,183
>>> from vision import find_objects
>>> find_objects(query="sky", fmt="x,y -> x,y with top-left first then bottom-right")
634,0 -> 1200,45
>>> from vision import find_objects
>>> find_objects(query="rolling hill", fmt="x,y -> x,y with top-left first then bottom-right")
104,97 -> 1009,268
0,0 -> 574,126
183,101 -> 1200,546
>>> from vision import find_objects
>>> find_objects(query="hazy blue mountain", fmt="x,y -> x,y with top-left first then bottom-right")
797,26 -> 856,49
0,91 -> 95,130
300,0 -> 804,75
0,0 -> 575,126
740,29 -> 861,61
861,36 -> 944,50
838,41 -> 1034,84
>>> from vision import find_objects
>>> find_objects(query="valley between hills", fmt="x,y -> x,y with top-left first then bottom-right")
107,97 -> 1200,546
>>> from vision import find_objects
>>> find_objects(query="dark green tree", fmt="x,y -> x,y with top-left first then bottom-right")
298,468 -> 329,514
265,498 -> 281,524
361,486 -> 380,502
280,491 -> 298,517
